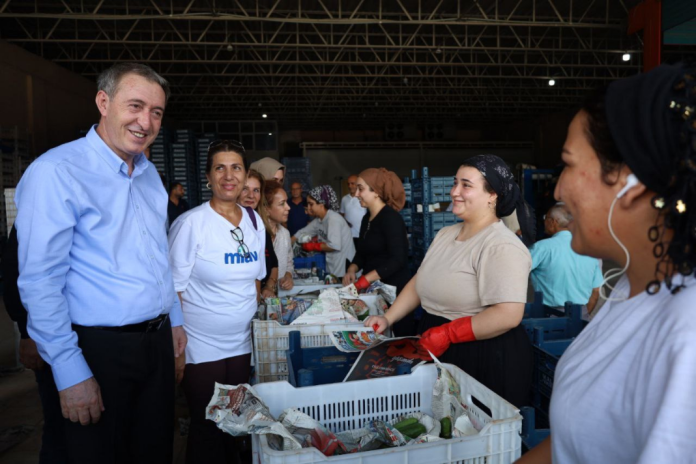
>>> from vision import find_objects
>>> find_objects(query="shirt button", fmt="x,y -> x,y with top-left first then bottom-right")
135,205 -> 140,210
142,230 -> 147,235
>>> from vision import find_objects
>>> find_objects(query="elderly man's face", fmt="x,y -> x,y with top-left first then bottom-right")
96,73 -> 165,162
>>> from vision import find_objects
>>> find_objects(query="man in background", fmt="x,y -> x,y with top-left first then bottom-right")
530,203 -> 603,318
339,175 -> 366,248
287,181 -> 310,236
168,181 -> 189,227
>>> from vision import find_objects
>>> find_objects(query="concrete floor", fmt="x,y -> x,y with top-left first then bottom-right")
0,305 -> 190,464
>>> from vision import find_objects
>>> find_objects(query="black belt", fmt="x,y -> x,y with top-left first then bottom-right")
73,314 -> 169,333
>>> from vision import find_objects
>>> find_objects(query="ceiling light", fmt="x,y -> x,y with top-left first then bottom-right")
548,79 -> 556,86
403,77 -> 409,84
622,53 -> 631,62
262,113 -> 267,118
435,48 -> 442,54
227,44 -> 233,52
258,102 -> 262,107
268,132 -> 272,136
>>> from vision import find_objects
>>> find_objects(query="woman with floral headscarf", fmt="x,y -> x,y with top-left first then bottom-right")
292,185 -> 355,277
365,155 -> 536,407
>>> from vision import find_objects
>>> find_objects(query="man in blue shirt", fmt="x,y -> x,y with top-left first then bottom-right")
15,63 -> 186,463
530,204 -> 603,316
287,181 -> 310,236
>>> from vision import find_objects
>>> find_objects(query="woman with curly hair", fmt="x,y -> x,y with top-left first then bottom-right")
519,62 -> 696,463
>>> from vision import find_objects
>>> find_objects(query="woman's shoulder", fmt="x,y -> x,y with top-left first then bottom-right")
276,225 -> 291,239
484,221 -> 530,251
173,202 -> 211,225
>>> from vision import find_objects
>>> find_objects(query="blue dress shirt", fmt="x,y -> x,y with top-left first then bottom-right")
530,230 -> 603,308
15,126 -> 183,391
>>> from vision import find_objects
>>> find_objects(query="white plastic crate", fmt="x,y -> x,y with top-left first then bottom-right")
252,320 -> 365,383
251,363 -> 522,463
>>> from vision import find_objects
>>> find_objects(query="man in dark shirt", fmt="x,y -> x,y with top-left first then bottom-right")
168,181 -> 189,227
287,181 -> 310,236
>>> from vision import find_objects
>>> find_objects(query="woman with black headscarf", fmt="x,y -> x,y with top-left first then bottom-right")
519,62 -> 696,463
365,155 -> 535,406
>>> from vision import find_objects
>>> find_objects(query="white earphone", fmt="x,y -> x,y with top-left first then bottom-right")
616,174 -> 639,199
601,173 -> 640,301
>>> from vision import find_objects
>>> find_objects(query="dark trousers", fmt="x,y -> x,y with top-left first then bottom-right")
65,320 -> 175,464
181,354 -> 252,464
35,366 -> 69,464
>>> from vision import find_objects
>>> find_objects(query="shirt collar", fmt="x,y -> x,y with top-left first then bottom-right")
553,230 -> 572,238
86,125 -> 148,177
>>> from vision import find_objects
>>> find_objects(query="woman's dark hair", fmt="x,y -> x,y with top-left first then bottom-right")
205,140 -> 249,175
581,89 -> 625,185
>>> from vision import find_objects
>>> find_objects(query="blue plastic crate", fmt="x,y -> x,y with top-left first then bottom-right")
521,302 -> 584,342
532,338 -> 571,399
286,331 -> 359,387
293,254 -> 326,272
520,406 -> 550,451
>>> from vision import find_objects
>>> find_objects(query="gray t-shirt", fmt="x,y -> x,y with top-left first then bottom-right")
416,220 -> 531,320
295,210 -> 356,277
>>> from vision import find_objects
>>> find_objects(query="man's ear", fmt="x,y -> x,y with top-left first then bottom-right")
95,90 -> 110,117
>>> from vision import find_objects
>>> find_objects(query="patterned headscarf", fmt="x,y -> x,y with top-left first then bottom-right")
309,185 -> 340,212
462,154 -> 536,247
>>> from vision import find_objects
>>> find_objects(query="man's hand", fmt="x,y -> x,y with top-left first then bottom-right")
59,377 -> 104,425
172,326 -> 187,359
175,352 -> 186,384
19,338 -> 45,371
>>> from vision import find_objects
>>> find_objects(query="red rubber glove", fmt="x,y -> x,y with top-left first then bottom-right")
418,316 -> 476,358
302,242 -> 324,252
354,275 -> 370,291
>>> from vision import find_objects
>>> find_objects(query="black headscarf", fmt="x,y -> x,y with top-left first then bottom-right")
462,154 -> 536,247
605,62 -> 694,196
604,61 -> 696,293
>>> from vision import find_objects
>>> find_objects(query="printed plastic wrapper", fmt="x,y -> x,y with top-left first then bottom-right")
206,383 -> 276,436
431,358 -> 467,423
256,422 -> 303,451
365,420 -> 408,447
335,428 -> 383,453
279,409 -> 347,456
264,297 -> 312,325
431,357 -> 481,436
453,414 -> 479,437
290,288 -> 359,325
365,281 -> 397,304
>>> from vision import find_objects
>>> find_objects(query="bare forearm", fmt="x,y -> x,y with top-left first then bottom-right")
363,270 -> 380,283
470,302 -> 525,340
384,276 -> 420,326
587,288 -> 599,314
515,436 -> 551,464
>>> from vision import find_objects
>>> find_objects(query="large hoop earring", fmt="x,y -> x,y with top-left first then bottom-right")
206,182 -> 211,190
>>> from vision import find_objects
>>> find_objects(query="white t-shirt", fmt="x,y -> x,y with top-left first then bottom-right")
295,210 -> 356,277
550,275 -> 696,463
168,202 -> 266,364
340,193 -> 366,238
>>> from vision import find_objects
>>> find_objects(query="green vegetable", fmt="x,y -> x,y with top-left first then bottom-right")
440,417 -> 452,439
394,418 -> 426,439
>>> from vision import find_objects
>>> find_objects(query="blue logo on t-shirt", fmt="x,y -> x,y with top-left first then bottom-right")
224,252 -> 259,264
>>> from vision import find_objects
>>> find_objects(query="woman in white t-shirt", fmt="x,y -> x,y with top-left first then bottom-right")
518,63 -> 696,463
168,140 -> 266,464
365,155 -> 536,407
293,185 -> 356,278
263,180 -> 295,291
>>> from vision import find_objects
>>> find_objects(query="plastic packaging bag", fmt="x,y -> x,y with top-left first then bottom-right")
206,383 -> 276,436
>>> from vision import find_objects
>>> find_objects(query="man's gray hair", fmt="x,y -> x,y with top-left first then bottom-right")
547,203 -> 573,228
97,62 -> 170,103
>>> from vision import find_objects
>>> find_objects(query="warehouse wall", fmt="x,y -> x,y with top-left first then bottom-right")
303,147 -> 534,197
0,41 -> 98,156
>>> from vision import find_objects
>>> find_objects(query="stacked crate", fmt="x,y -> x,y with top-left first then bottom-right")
0,126 -> 33,238
196,133 -> 217,204
149,128 -> 172,187
409,167 -> 461,261
172,129 -> 200,207
281,157 -> 311,192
